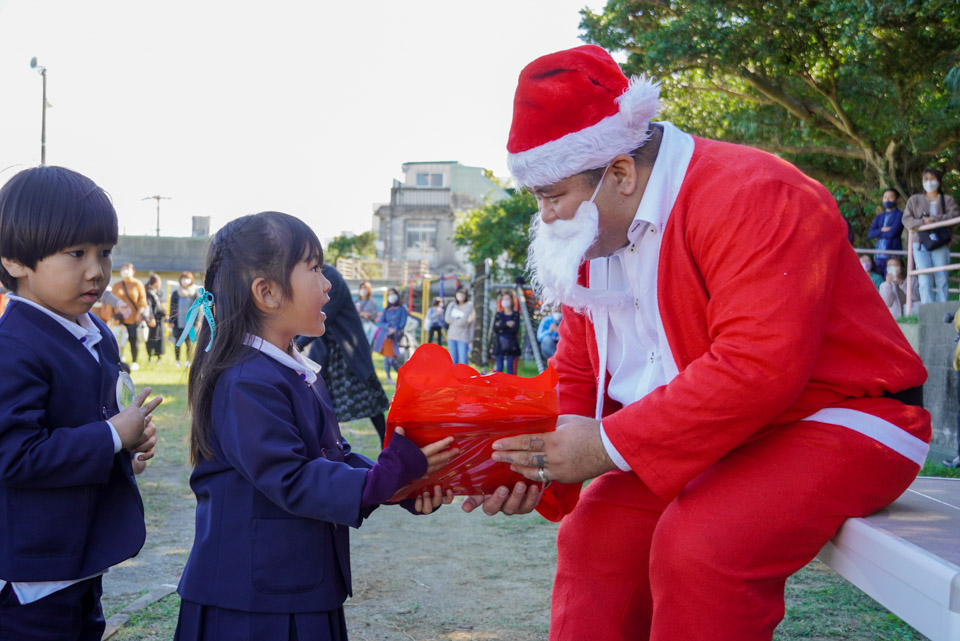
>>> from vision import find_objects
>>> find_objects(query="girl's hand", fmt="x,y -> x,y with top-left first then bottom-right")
392,428 -> 459,476
420,435 -> 458,475
414,485 -> 455,514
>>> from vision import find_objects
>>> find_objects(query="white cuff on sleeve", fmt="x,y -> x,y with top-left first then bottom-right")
600,422 -> 632,472
106,421 -> 122,454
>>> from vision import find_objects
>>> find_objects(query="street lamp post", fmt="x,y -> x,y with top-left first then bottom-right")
142,195 -> 171,237
29,57 -> 48,165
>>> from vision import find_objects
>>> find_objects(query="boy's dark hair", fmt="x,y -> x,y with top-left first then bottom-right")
187,211 -> 323,464
883,188 -> 900,199
0,166 -> 118,291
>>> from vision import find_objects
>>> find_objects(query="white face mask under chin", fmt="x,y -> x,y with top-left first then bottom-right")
527,165 -> 628,315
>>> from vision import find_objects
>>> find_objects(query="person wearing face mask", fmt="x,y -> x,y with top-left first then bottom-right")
538,307 -> 563,358
903,167 -> 960,304
858,254 -> 884,290
425,297 -> 446,345
878,257 -> 919,318
492,292 -> 522,374
867,189 -> 904,277
445,286 -> 476,365
110,262 -> 148,370
355,280 -> 378,342
167,271 -> 201,367
373,287 -> 407,382
462,45 -> 931,641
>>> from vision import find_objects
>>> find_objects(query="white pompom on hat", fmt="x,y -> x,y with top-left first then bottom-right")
506,45 -> 661,189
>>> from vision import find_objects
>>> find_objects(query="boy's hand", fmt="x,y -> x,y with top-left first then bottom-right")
414,485 -> 455,514
113,387 -> 163,450
128,422 -> 157,474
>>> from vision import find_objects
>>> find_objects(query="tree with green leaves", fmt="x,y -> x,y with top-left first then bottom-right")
453,189 -> 538,278
580,0 -> 960,233
325,230 -> 377,264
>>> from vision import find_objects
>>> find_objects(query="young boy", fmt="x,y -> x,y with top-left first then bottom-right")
0,166 -> 162,641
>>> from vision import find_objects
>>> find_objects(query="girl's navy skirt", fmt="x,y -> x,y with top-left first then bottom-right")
174,598 -> 348,641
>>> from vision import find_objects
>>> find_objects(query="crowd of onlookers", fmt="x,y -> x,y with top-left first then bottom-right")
860,167 -> 960,318
415,285 -> 561,374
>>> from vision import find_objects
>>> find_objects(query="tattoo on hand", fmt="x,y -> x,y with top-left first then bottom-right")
532,453 -> 547,468
529,437 -> 546,450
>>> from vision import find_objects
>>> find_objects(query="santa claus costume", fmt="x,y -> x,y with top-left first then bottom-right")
508,45 -> 931,641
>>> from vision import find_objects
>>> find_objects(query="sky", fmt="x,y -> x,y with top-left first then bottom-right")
0,0 -> 606,242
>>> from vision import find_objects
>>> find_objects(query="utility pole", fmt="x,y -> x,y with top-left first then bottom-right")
29,58 -> 49,165
142,195 -> 171,237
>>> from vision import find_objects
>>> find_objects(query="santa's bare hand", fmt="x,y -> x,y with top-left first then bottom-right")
461,481 -> 540,516
490,414 -> 617,484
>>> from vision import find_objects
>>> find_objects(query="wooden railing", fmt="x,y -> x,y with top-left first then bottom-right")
905,215 -> 960,315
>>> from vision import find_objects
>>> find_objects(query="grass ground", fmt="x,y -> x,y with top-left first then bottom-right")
108,345 -> 935,641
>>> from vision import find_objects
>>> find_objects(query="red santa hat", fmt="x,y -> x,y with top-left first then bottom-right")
506,45 -> 660,188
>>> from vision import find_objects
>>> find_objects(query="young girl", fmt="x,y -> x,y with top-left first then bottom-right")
175,212 -> 455,641
372,287 -> 407,382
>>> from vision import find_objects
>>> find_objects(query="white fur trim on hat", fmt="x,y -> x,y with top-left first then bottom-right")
508,76 -> 661,188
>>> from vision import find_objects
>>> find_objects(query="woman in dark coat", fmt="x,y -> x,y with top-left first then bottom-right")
144,273 -> 166,362
492,292 -> 521,374
296,265 -> 390,445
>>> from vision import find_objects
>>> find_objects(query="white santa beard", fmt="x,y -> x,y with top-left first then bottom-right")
527,205 -> 628,316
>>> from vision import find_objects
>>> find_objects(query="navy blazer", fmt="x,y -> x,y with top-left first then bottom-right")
177,348 -> 376,613
0,300 -> 145,581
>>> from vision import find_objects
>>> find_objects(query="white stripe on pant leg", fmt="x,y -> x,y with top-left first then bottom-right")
801,407 -> 929,467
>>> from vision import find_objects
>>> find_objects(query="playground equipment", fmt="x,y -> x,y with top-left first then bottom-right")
480,260 -> 545,373
405,274 -> 466,346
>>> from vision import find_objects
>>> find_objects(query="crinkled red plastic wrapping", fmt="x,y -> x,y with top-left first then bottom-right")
384,343 -> 558,499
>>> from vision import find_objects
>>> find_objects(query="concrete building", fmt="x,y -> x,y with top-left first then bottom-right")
109,215 -> 211,299
372,161 -> 508,275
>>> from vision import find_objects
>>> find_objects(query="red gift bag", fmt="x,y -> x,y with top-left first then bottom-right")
384,343 -> 558,499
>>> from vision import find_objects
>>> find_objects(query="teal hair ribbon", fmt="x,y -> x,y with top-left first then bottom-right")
177,287 -> 216,352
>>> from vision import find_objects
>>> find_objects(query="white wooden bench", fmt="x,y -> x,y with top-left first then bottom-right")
818,477 -> 960,641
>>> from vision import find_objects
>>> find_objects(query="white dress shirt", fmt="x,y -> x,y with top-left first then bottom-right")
1,295 -> 121,604
592,122 -> 695,471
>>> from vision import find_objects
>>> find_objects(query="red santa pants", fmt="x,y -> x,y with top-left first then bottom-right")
550,402 -> 927,641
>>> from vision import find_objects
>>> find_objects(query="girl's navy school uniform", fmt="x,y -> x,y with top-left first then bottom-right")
0,298 -> 144,639
176,336 -> 426,641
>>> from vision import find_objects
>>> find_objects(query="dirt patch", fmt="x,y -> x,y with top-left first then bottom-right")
345,501 -> 558,641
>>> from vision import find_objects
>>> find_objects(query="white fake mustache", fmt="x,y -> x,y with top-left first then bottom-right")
527,203 -> 627,315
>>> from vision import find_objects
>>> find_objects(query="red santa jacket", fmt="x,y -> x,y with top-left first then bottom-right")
536,136 -> 930,522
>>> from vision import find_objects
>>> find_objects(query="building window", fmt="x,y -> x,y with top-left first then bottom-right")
415,172 -> 443,187
406,220 -> 437,250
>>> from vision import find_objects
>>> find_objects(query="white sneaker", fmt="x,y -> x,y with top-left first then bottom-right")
129,362 -> 140,371
943,456 -> 960,468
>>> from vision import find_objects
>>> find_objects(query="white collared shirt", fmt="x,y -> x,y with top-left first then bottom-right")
595,122 -> 695,471
1,295 -> 120,603
243,334 -> 322,385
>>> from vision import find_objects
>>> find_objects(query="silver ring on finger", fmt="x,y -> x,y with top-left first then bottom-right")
538,466 -> 548,483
